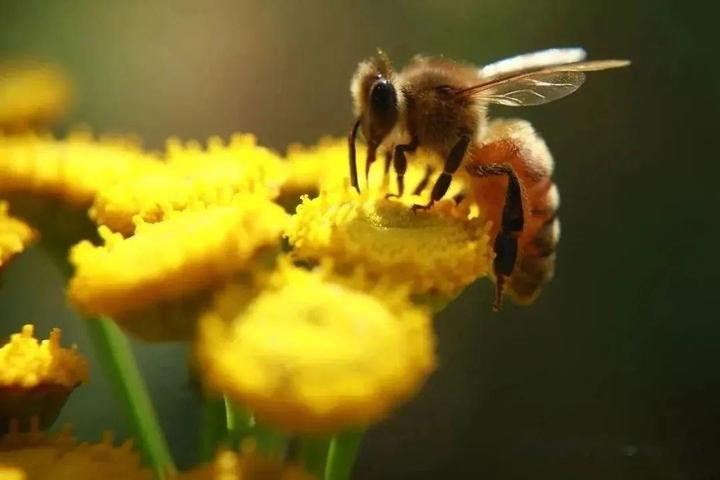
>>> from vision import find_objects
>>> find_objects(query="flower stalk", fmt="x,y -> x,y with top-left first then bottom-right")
85,317 -> 175,476
324,429 -> 365,480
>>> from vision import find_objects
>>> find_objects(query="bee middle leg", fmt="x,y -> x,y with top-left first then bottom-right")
466,162 -> 524,311
387,137 -> 419,198
411,134 -> 470,212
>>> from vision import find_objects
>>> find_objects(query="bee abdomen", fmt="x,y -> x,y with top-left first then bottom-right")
508,182 -> 560,304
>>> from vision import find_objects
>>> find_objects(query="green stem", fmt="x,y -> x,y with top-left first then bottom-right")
199,396 -> 227,462
224,397 -> 252,449
299,436 -> 331,478
324,430 -> 364,480
85,317 -> 176,477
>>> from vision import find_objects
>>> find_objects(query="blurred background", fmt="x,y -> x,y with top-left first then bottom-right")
1,0 -> 718,478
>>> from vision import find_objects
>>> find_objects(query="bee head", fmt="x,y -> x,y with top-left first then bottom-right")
350,51 -> 399,147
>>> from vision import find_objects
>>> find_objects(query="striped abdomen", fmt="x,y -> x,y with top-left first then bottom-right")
467,118 -> 560,305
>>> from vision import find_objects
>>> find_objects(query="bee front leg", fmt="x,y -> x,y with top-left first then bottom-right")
411,134 -> 470,211
348,119 -> 361,192
387,138 -> 419,198
466,163 -> 524,311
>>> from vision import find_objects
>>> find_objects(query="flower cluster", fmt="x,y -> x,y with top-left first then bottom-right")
0,60 -> 499,479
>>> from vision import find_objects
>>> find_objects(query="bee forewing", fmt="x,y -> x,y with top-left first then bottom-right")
462,59 -> 630,106
478,48 -> 587,79
479,71 -> 586,107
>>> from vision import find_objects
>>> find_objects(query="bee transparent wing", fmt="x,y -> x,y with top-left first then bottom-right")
478,47 -> 587,80
478,70 -> 587,106
459,59 -> 630,107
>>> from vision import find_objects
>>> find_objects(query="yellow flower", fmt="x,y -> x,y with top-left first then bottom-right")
0,202 -> 36,270
0,61 -> 72,133
91,134 -> 287,235
286,185 -> 491,298
0,132 -> 159,207
0,325 -> 88,431
0,325 -> 87,388
0,132 -> 161,252
69,197 -> 288,341
0,424 -> 152,480
178,445 -> 314,480
197,262 -> 435,434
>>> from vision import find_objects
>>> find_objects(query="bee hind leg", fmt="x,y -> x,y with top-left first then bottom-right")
466,163 -> 524,311
411,134 -> 470,212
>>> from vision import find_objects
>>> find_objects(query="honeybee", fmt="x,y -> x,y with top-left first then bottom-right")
348,48 -> 629,310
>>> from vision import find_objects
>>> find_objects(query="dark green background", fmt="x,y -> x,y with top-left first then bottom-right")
1,1 -> 718,478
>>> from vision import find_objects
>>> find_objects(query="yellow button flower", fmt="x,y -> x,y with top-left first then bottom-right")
69,197 -> 288,341
0,61 -> 72,132
0,132 -> 161,252
0,132 -> 159,207
286,185 -> 492,298
0,425 -> 152,480
91,134 -> 287,235
197,262 -> 436,434
0,325 -> 88,431
178,445 -> 314,480
0,202 -> 36,270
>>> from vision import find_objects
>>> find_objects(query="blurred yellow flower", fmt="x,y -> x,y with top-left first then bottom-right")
0,62 -> 72,133
69,197 -> 288,341
0,132 -> 160,254
0,202 -> 36,270
91,134 -> 287,235
0,132 -> 159,207
286,185 -> 492,298
0,425 -> 152,480
0,325 -> 88,431
178,445 -> 314,480
197,262 -> 435,434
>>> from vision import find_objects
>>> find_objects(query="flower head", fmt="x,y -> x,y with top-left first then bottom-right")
0,325 -> 88,431
0,132 -> 159,207
197,262 -> 435,434
0,202 -> 36,270
0,131 -> 160,253
0,424 -> 152,480
0,61 -> 72,132
91,134 -> 286,235
286,185 -> 491,298
69,197 -> 288,341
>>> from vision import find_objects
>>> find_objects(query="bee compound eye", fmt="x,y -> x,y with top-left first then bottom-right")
370,79 -> 397,111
